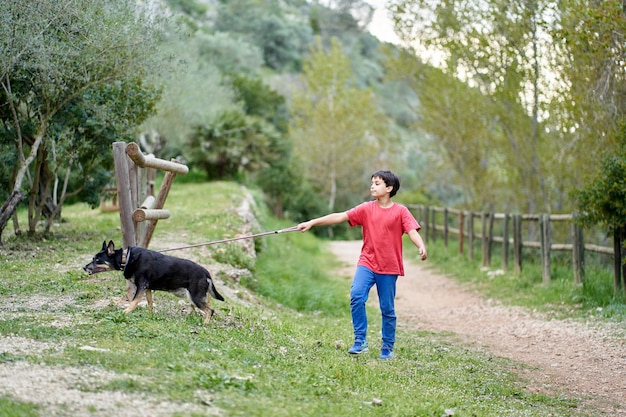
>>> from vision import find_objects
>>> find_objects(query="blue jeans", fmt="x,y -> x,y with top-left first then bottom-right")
350,266 -> 398,348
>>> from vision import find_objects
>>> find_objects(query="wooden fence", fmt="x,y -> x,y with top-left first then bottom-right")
112,141 -> 188,301
113,141 -> 188,250
407,205 -> 623,291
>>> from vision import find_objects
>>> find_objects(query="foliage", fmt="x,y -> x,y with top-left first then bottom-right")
553,0 -> 626,167
388,0 -> 558,212
290,37 -> 391,214
140,32 -> 242,160
387,52 -> 502,210
214,0 -> 313,71
195,31 -> 264,75
185,109 -> 281,180
573,127 -> 626,234
0,0 -> 164,237
388,0 -> 626,214
228,73 -> 290,134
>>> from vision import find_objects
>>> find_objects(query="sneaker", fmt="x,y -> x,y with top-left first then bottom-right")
379,346 -> 393,360
348,339 -> 369,354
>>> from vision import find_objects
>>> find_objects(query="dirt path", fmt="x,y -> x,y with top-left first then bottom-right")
328,240 -> 626,416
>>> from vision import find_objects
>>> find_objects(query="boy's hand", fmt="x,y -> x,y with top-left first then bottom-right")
419,247 -> 427,261
296,221 -> 313,232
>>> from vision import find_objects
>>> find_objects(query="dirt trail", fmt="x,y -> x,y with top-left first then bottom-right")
328,240 -> 626,416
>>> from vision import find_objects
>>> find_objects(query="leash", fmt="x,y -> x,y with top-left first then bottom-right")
156,226 -> 300,253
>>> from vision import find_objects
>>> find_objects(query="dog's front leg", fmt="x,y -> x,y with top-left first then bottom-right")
145,289 -> 153,312
201,299 -> 215,325
124,287 -> 146,314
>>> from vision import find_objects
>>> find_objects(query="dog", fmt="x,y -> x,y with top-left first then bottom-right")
84,240 -> 224,324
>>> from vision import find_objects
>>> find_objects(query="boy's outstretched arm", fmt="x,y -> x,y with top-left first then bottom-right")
408,229 -> 428,260
297,212 -> 349,232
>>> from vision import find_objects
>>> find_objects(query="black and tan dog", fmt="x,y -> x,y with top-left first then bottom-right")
84,240 -> 224,324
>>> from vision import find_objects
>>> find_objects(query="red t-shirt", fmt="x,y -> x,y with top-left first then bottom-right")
346,201 -> 420,276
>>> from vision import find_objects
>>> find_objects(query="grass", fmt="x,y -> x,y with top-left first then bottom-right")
0,180 -> 613,416
420,237 -> 626,321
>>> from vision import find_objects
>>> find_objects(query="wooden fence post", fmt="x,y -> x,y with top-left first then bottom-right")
458,210 -> 464,256
513,214 -> 522,275
502,213 -> 510,269
430,207 -> 436,243
140,170 -> 178,248
481,212 -> 488,267
486,211 -> 495,267
113,142 -> 136,248
422,206 -> 429,243
443,207 -> 449,249
572,218 -> 585,285
616,226 -> 626,293
614,227 -> 624,292
468,211 -> 475,261
540,214 -> 551,284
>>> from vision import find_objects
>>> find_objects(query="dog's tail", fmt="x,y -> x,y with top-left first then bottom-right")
208,277 -> 225,301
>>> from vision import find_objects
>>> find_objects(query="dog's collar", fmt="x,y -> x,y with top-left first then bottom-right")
121,248 -> 131,271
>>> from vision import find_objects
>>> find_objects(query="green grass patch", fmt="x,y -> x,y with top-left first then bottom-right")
0,181 -> 604,416
421,237 -> 626,320
0,398 -> 40,417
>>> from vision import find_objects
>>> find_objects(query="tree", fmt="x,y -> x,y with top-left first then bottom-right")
0,0 -> 164,241
185,109 -> 280,180
388,0 -> 566,212
552,0 -> 626,180
140,33 -> 243,160
574,126 -> 626,292
564,0 -> 626,291
214,0 -> 313,71
290,37 -> 390,217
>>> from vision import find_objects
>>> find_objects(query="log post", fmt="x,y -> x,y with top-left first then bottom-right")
614,227 -> 624,293
140,195 -> 156,210
572,216 -> 584,285
113,142 -> 136,249
540,214 -> 551,284
139,171 -> 177,248
113,142 -> 137,302
126,142 -> 189,174
422,206 -> 429,243
502,213 -> 510,269
430,207 -> 436,242
468,211 -> 475,261
458,210 -> 464,256
486,211 -> 495,267
513,214 -> 522,275
443,207 -> 449,249
481,212 -> 488,267
133,209 -> 171,222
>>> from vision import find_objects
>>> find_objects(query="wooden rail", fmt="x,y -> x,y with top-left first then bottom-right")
407,205 -> 622,291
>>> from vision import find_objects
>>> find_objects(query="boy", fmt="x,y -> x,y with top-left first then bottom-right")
296,170 -> 427,359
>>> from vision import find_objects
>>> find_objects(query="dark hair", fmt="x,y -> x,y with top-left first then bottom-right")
371,170 -> 400,198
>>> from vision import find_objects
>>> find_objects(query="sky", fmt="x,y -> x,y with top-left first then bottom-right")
366,0 -> 401,44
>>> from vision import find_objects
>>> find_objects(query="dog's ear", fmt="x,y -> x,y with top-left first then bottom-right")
107,240 -> 115,256
101,240 -> 107,251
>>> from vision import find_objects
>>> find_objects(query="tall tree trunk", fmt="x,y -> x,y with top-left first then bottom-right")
0,191 -> 25,245
0,122 -> 46,238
